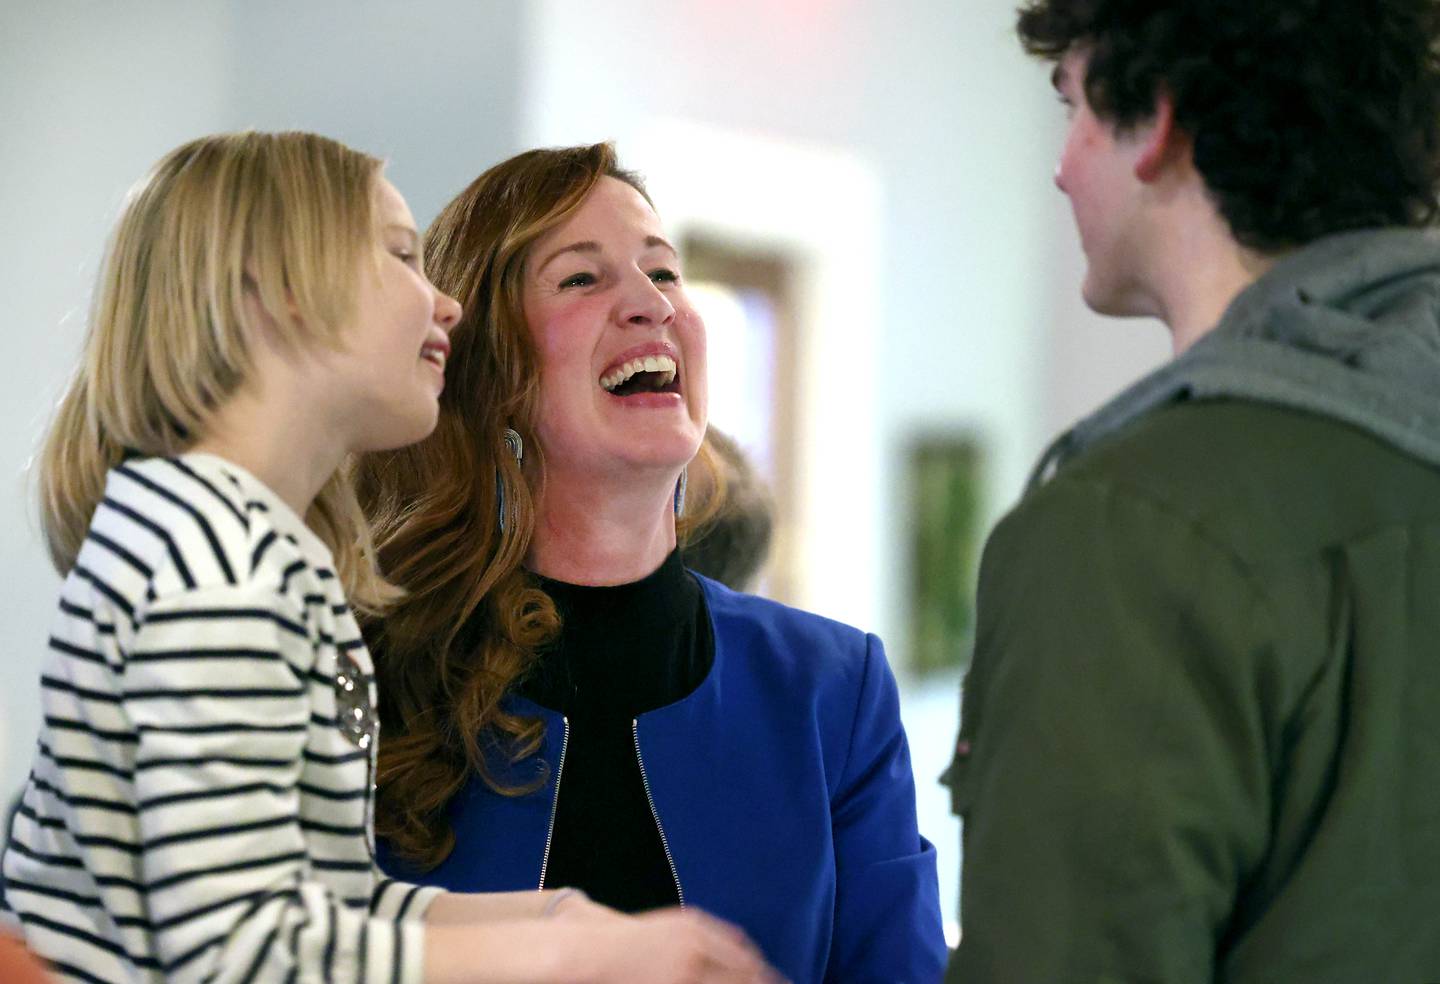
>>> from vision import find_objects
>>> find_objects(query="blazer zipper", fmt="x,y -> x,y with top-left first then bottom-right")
633,718 -> 685,906
538,715 -> 569,890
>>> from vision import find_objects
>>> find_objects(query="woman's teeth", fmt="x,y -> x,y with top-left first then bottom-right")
600,354 -> 677,392
421,345 -> 447,371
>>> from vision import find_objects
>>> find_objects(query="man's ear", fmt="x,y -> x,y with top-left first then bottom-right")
1134,91 -> 1187,183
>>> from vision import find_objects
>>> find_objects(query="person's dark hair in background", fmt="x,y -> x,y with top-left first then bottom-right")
683,428 -> 774,593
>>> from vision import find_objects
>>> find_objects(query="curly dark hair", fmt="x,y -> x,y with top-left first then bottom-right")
1017,0 -> 1440,250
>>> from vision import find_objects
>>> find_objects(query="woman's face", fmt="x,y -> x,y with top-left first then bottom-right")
522,176 -> 707,483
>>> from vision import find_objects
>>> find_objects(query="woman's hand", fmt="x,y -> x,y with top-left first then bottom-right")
423,897 -> 784,983
426,887 -> 601,924
554,907 -> 785,984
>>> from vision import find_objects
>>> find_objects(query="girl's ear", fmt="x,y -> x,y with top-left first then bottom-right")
241,268 -> 308,349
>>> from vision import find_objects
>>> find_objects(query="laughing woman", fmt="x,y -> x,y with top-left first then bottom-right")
360,144 -> 946,983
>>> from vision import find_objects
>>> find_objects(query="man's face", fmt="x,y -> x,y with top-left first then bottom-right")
1053,48 -> 1151,317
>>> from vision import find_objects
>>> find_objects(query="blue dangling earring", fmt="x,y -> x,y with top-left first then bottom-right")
674,467 -> 687,518
498,428 -> 523,532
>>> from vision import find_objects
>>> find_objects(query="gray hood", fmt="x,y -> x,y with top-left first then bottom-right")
1029,227 -> 1440,491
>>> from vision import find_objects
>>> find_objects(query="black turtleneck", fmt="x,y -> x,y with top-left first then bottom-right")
518,549 -> 714,912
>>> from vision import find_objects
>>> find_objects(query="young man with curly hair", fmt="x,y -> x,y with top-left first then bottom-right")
946,1 -> 1440,980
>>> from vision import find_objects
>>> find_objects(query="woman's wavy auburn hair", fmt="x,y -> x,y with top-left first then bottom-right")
359,143 -> 720,869
38,130 -> 399,610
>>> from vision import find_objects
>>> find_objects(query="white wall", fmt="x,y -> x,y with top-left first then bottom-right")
0,0 -> 525,800
226,1 -> 526,228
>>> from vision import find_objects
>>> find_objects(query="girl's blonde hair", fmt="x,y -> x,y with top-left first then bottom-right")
38,130 -> 398,611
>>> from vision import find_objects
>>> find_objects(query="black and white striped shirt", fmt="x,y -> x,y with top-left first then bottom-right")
1,453 -> 440,983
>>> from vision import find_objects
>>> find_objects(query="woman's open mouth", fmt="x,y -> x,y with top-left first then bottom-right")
599,353 -> 681,396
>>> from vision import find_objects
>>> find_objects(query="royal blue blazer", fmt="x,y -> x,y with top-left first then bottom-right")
379,575 -> 946,983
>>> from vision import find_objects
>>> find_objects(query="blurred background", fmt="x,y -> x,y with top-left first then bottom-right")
0,0 -> 1170,940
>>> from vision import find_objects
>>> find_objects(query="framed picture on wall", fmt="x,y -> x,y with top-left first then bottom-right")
907,436 -> 983,675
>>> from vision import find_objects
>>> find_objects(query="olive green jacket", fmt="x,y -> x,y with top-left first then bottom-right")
948,229 -> 1440,983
